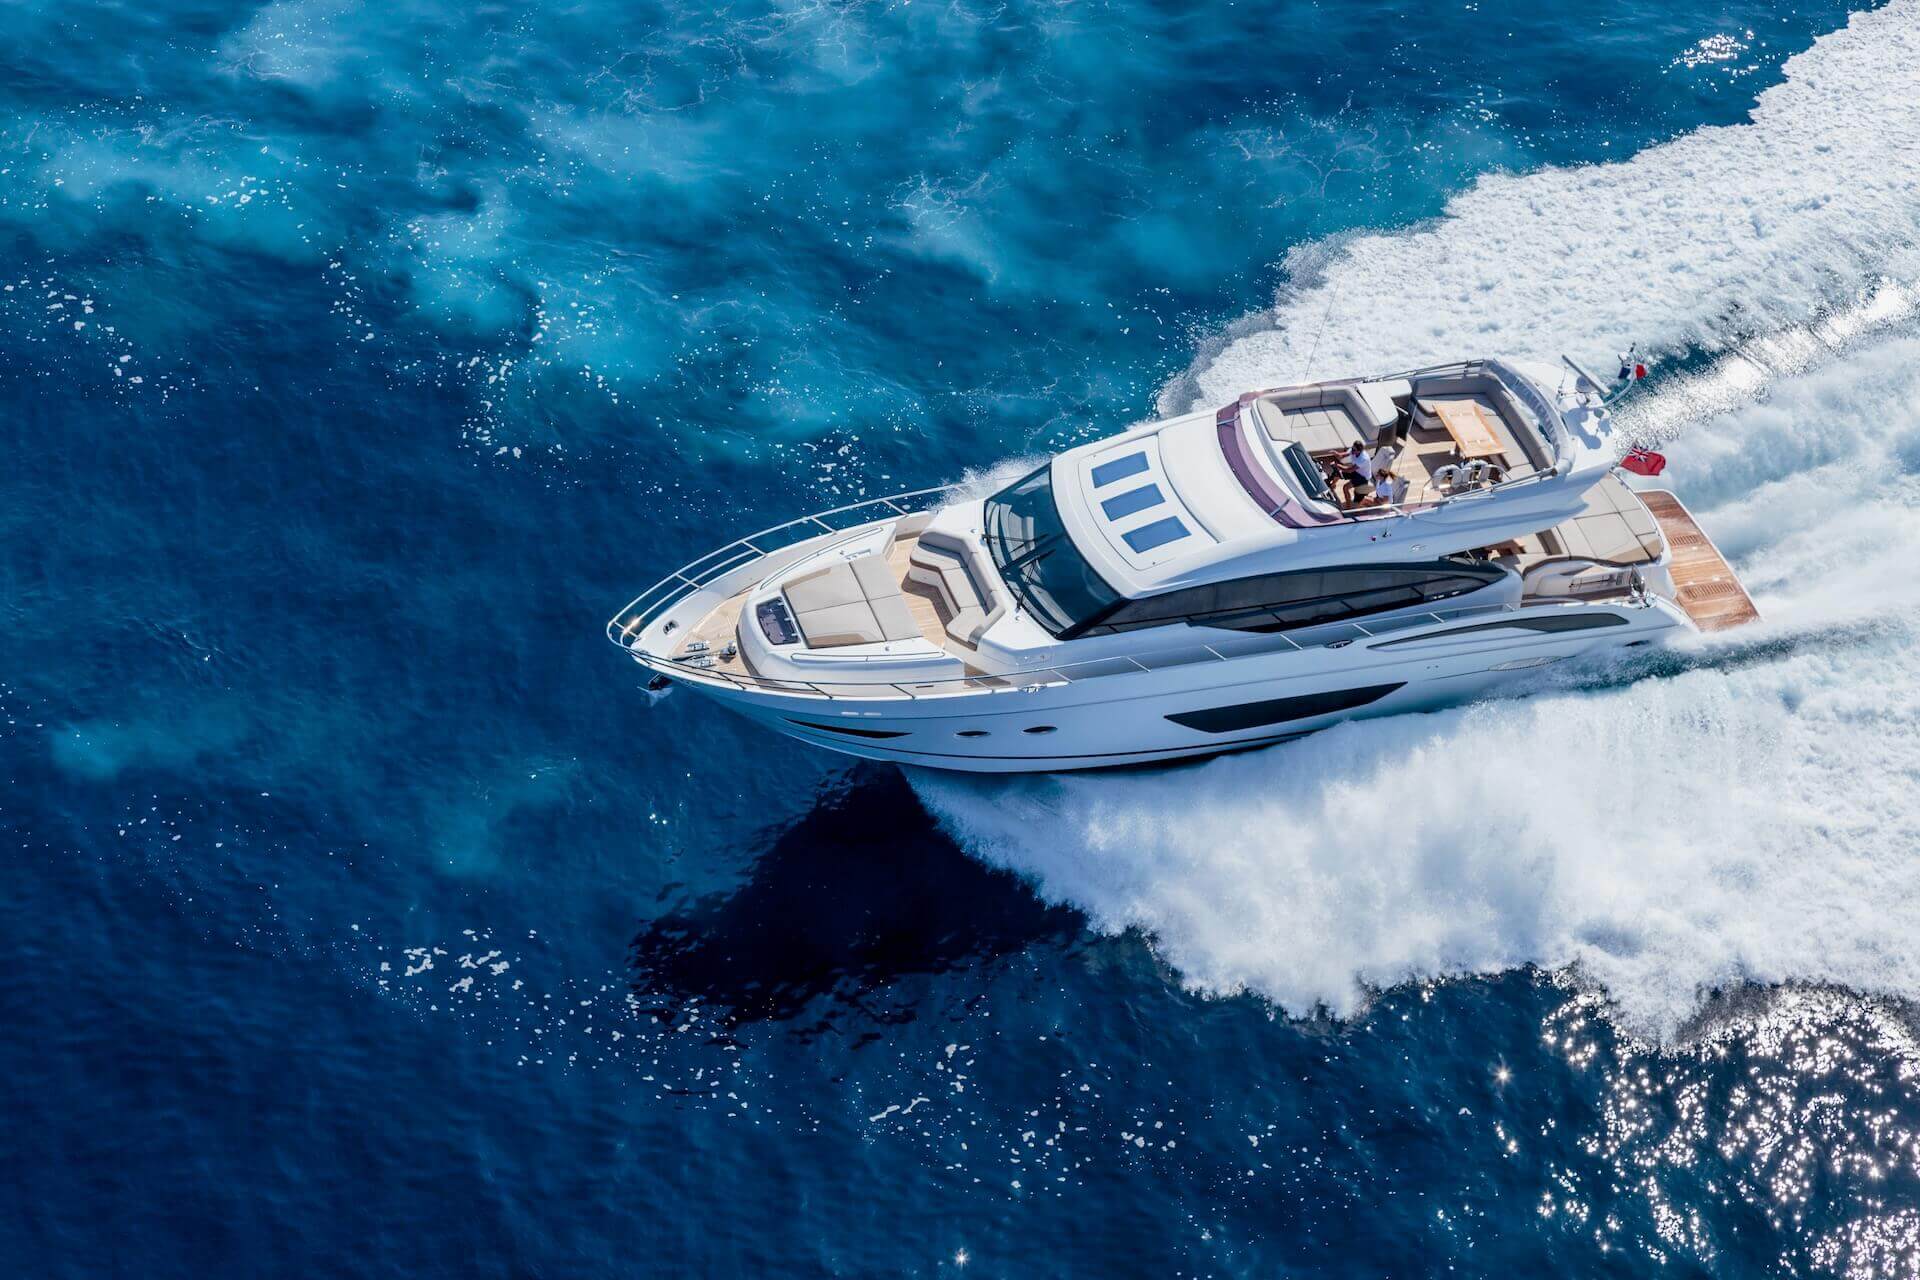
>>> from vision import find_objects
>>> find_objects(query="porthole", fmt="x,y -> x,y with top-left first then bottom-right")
955,729 -> 990,738
1022,725 -> 1058,735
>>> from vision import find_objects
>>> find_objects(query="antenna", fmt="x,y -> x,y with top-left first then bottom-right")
1298,288 -> 1339,384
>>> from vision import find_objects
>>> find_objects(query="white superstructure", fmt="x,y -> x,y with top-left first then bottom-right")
608,358 -> 1757,772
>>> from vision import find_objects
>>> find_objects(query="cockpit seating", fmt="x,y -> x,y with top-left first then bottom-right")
1252,384 -> 1395,456
906,529 -> 1007,646
1407,370 -> 1551,472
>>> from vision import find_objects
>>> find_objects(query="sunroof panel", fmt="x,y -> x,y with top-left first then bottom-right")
1099,483 -> 1163,521
1089,452 -> 1149,488
1122,516 -> 1189,553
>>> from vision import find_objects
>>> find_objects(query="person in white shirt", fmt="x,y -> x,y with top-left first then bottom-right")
1371,468 -> 1395,505
1337,441 -> 1373,503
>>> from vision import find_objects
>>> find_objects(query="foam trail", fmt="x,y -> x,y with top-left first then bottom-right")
1182,0 -> 1920,409
920,327 -> 1920,1042
914,5 -> 1920,1040
1611,277 -> 1920,445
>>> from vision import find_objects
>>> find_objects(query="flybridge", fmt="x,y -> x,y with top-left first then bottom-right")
1048,359 -> 1614,597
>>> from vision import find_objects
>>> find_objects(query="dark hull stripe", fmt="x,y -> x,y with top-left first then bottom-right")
785,718 -> 911,740
777,724 -> 1316,764
1165,682 -> 1405,734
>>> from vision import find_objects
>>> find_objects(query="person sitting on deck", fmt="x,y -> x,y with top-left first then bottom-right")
1334,441 -> 1373,504
1370,468 -> 1396,506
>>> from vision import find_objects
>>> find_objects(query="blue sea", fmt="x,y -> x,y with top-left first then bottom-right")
8,0 -> 1920,1274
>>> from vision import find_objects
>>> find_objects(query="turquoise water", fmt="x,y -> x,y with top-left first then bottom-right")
8,0 -> 1920,1274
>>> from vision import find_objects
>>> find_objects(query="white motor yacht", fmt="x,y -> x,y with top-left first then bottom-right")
607,358 -> 1757,772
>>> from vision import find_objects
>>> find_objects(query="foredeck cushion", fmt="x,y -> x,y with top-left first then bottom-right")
784,562 -> 865,614
793,602 -> 884,648
783,556 -> 922,648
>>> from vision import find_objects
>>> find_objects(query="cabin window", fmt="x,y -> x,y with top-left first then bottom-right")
785,719 -> 910,740
1082,559 -> 1503,636
1166,682 -> 1405,733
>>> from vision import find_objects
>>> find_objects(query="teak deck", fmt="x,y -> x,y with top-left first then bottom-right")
1640,489 -> 1760,633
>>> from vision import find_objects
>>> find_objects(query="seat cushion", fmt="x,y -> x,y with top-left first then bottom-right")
784,562 -> 865,614
849,554 -> 900,601
793,602 -> 883,648
1256,397 -> 1367,454
1572,512 -> 1642,562
869,592 -> 921,642
1554,520 -> 1597,560
906,560 -> 956,610
910,539 -> 967,575
786,552 -> 923,647
910,540 -> 988,616
950,605 -> 989,644
939,563 -> 980,610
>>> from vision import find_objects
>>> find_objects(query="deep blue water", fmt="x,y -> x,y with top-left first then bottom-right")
6,1 -> 1919,1275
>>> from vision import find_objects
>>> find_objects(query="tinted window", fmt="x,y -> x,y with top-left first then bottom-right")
1089,560 -> 1502,635
983,464 -> 1122,638
1281,443 -> 1335,505
1217,572 -> 1321,612
1167,682 -> 1405,734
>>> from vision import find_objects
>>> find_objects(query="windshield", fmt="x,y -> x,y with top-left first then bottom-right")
983,464 -> 1121,637
1281,442 -> 1336,505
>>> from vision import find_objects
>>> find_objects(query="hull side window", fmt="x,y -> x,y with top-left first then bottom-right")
1369,613 -> 1629,647
1086,560 -> 1504,636
1167,683 -> 1405,734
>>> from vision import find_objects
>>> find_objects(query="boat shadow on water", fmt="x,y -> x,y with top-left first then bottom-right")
626,764 -> 1083,1043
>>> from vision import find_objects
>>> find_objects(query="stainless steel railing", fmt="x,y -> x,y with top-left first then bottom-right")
605,483 -> 956,650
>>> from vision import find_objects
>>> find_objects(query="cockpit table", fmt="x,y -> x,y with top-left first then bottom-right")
1423,398 -> 1506,459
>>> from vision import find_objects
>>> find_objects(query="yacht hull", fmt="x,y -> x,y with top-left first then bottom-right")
636,600 -> 1688,772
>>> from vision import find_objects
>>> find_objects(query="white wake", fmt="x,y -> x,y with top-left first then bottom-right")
917,4 -> 1920,1039
1180,0 -> 1920,409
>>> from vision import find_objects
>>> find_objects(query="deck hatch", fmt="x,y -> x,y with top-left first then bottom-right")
1099,483 -> 1164,521
1089,452 -> 1150,487
1121,516 -> 1189,553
